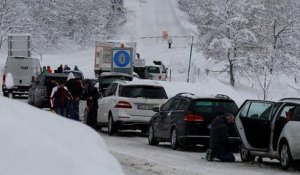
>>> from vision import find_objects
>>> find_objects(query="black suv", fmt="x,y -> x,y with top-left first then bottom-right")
148,93 -> 239,149
28,73 -> 83,108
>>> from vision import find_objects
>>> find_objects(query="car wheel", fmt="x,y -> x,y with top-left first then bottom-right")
148,124 -> 158,145
108,114 -> 116,136
280,142 -> 293,170
171,127 -> 180,150
240,144 -> 255,162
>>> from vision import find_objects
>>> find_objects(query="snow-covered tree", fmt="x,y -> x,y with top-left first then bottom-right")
0,0 -> 125,53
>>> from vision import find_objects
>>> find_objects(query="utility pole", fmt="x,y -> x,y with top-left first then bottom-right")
187,36 -> 194,83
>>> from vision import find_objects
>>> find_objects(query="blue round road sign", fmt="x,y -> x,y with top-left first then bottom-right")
113,50 -> 130,67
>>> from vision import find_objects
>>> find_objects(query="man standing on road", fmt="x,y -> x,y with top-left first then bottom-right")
50,80 -> 72,117
167,36 -> 172,49
66,73 -> 82,121
206,113 -> 236,162
82,80 -> 100,129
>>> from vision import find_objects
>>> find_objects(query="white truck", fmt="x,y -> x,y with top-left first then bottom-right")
94,41 -> 136,77
2,34 -> 41,97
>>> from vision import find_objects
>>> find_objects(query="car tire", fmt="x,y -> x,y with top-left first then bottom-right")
240,144 -> 255,162
108,114 -> 116,136
148,125 -> 159,145
171,127 -> 180,150
3,92 -> 8,97
280,142 -> 293,170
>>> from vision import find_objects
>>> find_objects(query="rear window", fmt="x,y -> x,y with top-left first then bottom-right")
146,66 -> 160,73
119,85 -> 168,99
191,99 -> 238,118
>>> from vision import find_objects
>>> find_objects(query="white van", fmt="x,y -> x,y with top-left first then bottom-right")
2,57 -> 41,97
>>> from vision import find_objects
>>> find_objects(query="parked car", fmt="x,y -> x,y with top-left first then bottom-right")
97,72 -> 133,95
80,73 -> 133,123
235,98 -> 300,169
145,65 -> 167,81
148,93 -> 239,150
96,80 -> 168,135
28,73 -> 82,108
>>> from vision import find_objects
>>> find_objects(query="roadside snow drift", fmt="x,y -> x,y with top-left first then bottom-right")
0,97 -> 124,175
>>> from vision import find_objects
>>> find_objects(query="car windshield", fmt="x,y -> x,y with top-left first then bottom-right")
146,66 -> 160,73
191,100 -> 238,120
119,85 -> 168,99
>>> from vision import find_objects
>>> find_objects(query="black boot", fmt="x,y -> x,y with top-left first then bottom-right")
206,149 -> 215,161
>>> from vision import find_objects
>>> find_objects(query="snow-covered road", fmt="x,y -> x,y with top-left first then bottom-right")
100,131 -> 298,175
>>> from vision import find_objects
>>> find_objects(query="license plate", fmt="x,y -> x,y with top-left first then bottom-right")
137,104 -> 155,110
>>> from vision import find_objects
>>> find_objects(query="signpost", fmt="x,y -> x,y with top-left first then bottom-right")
112,47 -> 133,76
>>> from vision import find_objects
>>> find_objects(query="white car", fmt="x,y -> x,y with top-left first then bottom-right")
97,80 -> 168,135
235,98 -> 300,169
146,65 -> 167,81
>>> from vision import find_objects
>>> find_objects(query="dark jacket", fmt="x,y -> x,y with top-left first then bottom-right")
209,114 -> 234,154
86,86 -> 100,108
66,80 -> 82,98
51,87 -> 71,108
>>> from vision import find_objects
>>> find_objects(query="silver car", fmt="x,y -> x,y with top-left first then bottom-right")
235,98 -> 300,169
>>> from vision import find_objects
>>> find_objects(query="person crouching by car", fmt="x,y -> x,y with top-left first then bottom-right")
206,113 -> 236,162
82,79 -> 100,130
50,80 -> 72,117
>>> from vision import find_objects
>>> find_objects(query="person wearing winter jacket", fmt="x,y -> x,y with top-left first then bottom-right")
66,73 -> 83,121
50,80 -> 72,117
47,66 -> 53,73
206,113 -> 236,162
82,79 -> 100,129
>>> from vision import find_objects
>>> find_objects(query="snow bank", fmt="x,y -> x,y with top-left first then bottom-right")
0,96 -> 124,175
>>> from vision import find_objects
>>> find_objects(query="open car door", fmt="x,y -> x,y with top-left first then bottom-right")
235,100 -> 275,151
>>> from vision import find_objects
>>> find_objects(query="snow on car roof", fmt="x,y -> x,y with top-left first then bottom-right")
117,79 -> 163,87
100,72 -> 133,77
0,96 -> 124,175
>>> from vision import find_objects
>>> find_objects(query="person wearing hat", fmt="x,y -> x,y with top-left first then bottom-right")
82,79 -> 100,129
50,80 -> 72,117
66,73 -> 82,120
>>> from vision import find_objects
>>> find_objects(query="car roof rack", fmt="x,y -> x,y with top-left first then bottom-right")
215,94 -> 231,100
175,92 -> 195,97
280,98 -> 300,101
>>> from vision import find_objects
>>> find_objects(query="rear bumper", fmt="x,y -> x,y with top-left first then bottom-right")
114,114 -> 152,129
2,85 -> 30,95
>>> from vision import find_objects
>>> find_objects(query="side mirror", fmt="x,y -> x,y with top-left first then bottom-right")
153,107 -> 160,112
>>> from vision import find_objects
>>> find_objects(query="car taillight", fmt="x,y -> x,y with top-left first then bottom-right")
115,101 -> 132,109
31,76 -> 35,83
184,113 -> 204,122
2,74 -> 5,84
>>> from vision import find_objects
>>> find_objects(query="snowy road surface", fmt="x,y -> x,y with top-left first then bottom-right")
100,131 -> 298,175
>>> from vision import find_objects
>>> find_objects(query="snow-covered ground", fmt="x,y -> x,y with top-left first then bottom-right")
0,96 -> 124,175
101,131 -> 299,175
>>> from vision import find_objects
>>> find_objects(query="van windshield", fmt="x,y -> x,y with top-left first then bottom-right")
146,66 -> 160,73
119,85 -> 168,99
